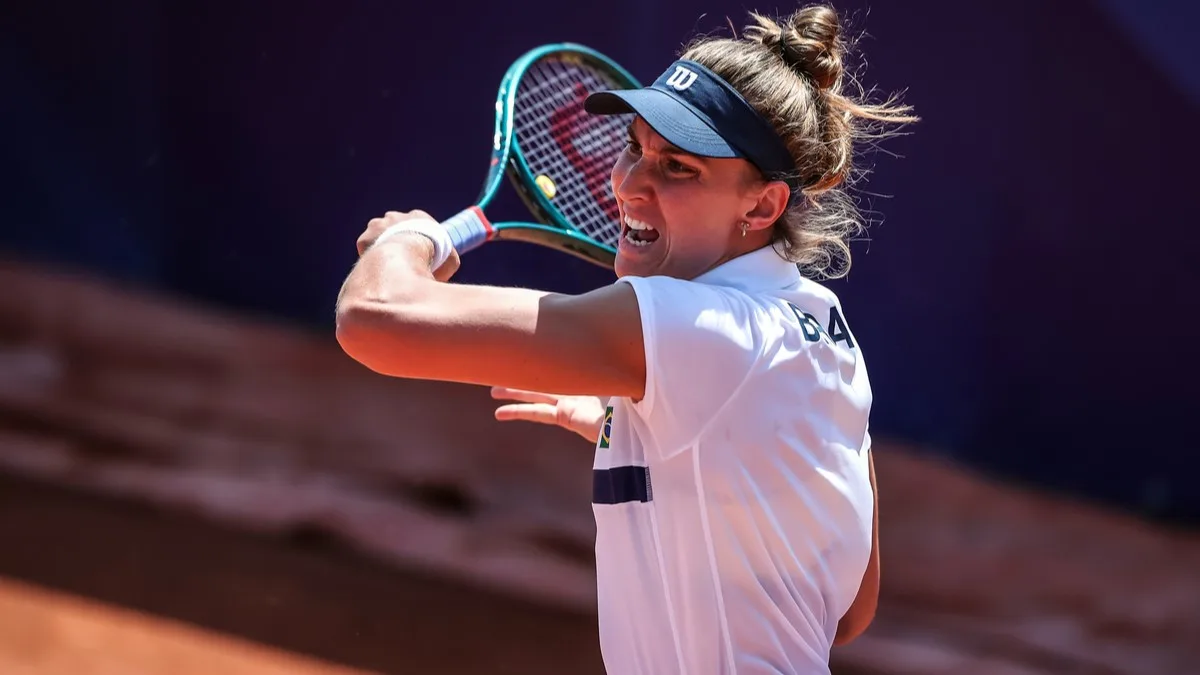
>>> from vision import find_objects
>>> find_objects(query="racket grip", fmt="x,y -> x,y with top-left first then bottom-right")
441,207 -> 493,255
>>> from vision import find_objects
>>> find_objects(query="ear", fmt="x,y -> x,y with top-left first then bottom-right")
742,180 -> 792,232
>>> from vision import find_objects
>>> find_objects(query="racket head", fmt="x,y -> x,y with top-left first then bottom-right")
492,43 -> 640,265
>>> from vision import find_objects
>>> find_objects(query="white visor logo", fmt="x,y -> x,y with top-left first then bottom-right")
664,66 -> 698,91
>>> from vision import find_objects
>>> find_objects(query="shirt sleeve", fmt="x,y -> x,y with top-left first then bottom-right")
618,275 -> 772,459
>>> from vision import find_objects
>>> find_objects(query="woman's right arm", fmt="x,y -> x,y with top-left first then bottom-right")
335,222 -> 647,398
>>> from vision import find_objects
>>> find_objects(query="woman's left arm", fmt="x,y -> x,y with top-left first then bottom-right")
834,449 -> 880,646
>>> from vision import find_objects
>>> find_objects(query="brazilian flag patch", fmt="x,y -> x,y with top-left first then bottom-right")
599,406 -> 613,449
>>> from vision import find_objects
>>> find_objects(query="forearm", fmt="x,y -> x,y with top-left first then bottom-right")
334,211 -> 645,395
335,233 -> 446,376
334,233 -> 552,388
336,233 -> 437,315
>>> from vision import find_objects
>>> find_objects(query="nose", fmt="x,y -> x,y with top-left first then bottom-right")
614,155 -> 652,204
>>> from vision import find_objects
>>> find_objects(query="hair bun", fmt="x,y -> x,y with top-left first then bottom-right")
749,5 -> 845,91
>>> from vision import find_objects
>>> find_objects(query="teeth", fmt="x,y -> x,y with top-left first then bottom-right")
624,215 -> 654,231
621,214 -> 657,247
623,230 -> 652,246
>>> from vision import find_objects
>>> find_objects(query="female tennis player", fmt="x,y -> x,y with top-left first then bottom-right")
335,5 -> 915,673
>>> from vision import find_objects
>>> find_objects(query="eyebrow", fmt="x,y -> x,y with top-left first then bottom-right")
626,123 -> 701,161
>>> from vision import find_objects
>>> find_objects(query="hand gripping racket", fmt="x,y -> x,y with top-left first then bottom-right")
438,43 -> 640,269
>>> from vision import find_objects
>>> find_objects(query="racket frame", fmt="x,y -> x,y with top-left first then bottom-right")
452,42 -> 641,269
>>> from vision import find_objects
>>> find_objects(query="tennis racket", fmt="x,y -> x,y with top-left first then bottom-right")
437,43 -> 641,269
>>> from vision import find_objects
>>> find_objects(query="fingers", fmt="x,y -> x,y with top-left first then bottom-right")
359,210 -> 437,256
384,210 -> 433,223
494,403 -> 559,425
489,386 -> 560,405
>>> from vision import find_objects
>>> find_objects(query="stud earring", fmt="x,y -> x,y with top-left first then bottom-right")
739,221 -> 749,237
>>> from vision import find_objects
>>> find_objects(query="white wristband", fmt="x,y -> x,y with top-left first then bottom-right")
372,218 -> 454,271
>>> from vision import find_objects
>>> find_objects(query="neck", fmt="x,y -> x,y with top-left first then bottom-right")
722,230 -> 773,264
688,232 -> 773,279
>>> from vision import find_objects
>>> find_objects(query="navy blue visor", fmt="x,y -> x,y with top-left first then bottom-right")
585,60 -> 798,188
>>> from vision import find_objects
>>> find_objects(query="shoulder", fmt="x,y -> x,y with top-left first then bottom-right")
611,276 -> 783,454
617,275 -> 792,349
617,274 -> 785,319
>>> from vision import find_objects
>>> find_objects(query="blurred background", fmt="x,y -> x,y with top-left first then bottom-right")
1,0 -> 1198,673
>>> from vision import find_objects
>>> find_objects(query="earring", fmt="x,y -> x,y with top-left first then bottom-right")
739,221 -> 749,237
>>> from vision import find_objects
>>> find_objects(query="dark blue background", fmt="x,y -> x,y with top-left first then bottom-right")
4,0 -> 1197,523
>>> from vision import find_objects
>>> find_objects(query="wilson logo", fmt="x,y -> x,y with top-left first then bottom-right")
664,66 -> 698,91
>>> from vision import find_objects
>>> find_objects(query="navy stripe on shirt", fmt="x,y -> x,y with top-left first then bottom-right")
592,465 -> 653,504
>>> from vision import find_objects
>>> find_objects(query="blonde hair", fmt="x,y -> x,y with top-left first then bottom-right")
681,4 -> 918,279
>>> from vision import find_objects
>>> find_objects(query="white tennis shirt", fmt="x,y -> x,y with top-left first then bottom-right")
592,245 -> 874,675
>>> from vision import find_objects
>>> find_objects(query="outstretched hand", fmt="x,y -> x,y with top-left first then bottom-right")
490,386 -> 606,444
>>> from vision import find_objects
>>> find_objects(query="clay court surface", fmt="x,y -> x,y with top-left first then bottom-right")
0,474 -> 607,675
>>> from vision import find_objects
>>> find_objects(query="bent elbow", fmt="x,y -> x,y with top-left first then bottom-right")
334,301 -> 414,376
335,302 -> 375,366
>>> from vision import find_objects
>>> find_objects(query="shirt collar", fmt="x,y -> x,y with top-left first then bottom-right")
691,245 -> 801,292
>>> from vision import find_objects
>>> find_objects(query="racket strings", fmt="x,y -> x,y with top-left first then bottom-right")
514,57 -> 630,249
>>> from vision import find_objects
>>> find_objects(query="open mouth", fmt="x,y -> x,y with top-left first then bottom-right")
621,215 -> 660,247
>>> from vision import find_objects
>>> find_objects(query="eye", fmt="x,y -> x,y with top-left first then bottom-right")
665,158 -> 698,177
624,137 -> 642,155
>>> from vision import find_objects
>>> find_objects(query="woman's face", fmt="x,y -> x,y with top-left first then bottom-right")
611,117 -> 787,279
